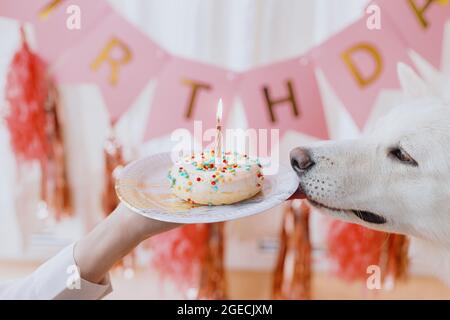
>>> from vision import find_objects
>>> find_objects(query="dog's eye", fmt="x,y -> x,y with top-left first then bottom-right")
389,148 -> 418,166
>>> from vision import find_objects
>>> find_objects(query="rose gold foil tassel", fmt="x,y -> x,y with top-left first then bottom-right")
42,82 -> 72,220
384,234 -> 409,282
272,205 -> 290,299
272,200 -> 312,300
102,134 -> 125,216
289,201 -> 312,299
197,222 -> 227,300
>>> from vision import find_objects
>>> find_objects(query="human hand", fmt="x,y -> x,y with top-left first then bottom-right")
74,203 -> 181,284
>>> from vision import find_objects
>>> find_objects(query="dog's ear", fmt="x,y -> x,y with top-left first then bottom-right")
397,63 -> 432,99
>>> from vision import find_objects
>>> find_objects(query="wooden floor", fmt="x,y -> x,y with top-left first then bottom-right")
1,261 -> 450,299
99,269 -> 450,299
227,270 -> 450,300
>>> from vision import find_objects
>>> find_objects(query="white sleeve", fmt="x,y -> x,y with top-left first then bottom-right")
0,243 -> 113,300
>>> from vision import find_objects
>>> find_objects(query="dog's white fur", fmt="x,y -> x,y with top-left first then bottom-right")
295,64 -> 450,249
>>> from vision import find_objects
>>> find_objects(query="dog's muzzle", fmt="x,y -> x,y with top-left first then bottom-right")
289,147 -> 387,225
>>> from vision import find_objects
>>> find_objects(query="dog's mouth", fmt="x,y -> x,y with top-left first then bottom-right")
307,199 -> 387,225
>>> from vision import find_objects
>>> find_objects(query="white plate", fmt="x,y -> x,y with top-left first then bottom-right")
116,152 -> 299,224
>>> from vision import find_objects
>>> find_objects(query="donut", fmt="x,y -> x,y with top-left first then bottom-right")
168,150 -> 264,205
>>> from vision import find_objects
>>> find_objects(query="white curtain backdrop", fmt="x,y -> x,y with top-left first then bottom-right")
0,0 -> 382,273
109,0 -> 366,69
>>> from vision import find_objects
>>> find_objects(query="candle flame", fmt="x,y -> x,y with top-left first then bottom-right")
216,98 -> 223,122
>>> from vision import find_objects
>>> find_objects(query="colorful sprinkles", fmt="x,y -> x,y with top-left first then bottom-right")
168,150 -> 264,196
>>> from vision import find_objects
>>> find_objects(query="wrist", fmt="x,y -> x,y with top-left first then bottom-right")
114,203 -> 180,242
114,203 -> 149,242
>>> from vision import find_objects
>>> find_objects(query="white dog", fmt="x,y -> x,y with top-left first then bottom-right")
290,64 -> 450,250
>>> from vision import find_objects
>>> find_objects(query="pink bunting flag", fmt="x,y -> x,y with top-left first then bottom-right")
0,0 -> 111,64
314,16 -> 412,130
144,57 -> 236,140
53,11 -> 168,122
0,0 -> 44,22
239,56 -> 328,139
375,0 -> 450,68
36,0 -> 111,64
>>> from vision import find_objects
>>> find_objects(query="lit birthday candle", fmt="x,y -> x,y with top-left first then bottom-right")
168,97 -> 265,206
214,99 -> 223,167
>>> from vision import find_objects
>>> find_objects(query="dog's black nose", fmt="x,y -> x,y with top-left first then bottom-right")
290,147 -> 315,173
